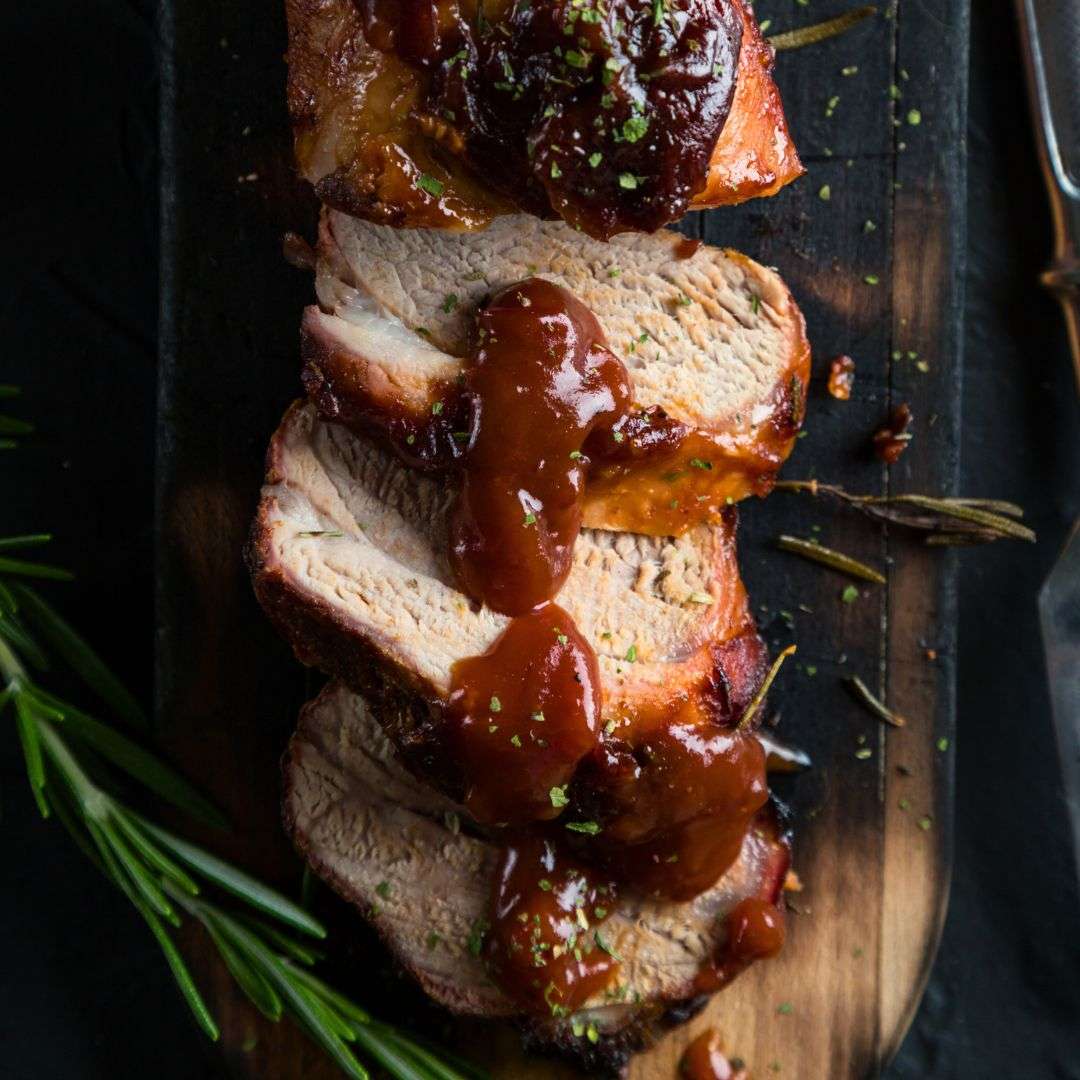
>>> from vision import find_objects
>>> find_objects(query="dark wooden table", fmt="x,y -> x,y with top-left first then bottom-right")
5,1 -> 1080,1079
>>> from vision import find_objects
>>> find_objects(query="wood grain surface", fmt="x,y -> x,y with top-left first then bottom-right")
157,1 -> 968,1076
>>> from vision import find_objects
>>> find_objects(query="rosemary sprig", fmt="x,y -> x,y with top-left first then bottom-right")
773,480 -> 1035,545
2,393 -> 479,1078
1,545 -> 482,1076
777,535 -> 886,584
768,6 -> 877,52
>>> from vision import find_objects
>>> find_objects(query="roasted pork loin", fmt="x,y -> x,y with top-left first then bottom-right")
284,681 -> 790,1070
302,210 -> 810,534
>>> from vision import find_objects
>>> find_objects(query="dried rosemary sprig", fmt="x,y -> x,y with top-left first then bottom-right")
738,645 -> 797,731
773,480 -> 1035,545
847,675 -> 906,728
777,535 -> 886,584
768,6 -> 877,52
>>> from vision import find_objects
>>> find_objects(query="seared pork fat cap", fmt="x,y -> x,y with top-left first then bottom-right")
283,682 -> 790,1065
302,211 -> 810,533
249,402 -> 769,792
284,0 -> 802,233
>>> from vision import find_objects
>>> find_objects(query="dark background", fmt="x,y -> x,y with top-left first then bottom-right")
1,1 -> 1078,1078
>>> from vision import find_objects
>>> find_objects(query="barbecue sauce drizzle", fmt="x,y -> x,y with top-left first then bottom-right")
358,0 -> 743,239
423,278 -> 780,1017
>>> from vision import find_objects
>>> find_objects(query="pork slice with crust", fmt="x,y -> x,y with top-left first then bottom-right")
284,681 -> 790,1073
301,210 -> 810,535
285,0 -> 802,233
249,401 -> 769,795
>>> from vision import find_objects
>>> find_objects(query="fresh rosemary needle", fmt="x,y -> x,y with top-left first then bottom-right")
1,393 -> 485,1080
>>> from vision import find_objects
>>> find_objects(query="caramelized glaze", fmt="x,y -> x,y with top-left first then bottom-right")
485,837 -> 620,1015
569,636 -> 770,901
694,896 -> 786,993
359,0 -> 743,238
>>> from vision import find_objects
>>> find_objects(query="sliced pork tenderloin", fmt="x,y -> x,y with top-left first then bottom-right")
284,681 -> 790,1073
249,401 -> 769,800
301,211 -> 810,533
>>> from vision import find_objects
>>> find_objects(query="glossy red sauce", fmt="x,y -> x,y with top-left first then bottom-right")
317,279 -> 792,1012
694,897 -> 786,993
359,0 -> 744,238
485,837 -> 620,1015
445,605 -> 601,826
449,278 -> 632,614
681,1028 -> 749,1080
569,683 -> 770,901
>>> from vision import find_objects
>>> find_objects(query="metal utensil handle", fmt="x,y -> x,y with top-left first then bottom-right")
1016,0 -> 1080,390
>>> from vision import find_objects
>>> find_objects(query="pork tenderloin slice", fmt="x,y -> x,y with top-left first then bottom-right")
284,682 -> 790,1057
308,207 -> 807,455
302,211 -> 809,533
251,399 -> 759,706
284,0 -> 802,232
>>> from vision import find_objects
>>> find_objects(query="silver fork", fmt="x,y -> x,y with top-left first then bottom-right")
1016,0 -> 1080,874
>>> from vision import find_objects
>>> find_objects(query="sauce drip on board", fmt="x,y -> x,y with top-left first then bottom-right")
357,0 -> 743,238
450,277 -> 632,614
694,896 -> 786,993
484,837 -> 620,1016
680,1028 -> 749,1080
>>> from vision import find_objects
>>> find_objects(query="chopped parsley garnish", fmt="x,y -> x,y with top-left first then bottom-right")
777,1002 -> 794,1015
841,585 -> 860,604
594,931 -> 621,960
621,116 -> 649,143
375,881 -> 392,900
550,161 -> 562,179
864,273 -> 881,285
617,172 -> 638,190
588,151 -> 603,168
510,733 -> 523,747
689,458 -> 713,470
624,644 -> 637,662
441,293 -> 459,313
565,820 -> 601,835
467,919 -> 489,957
431,400 -> 444,415
489,695 -> 502,713
550,785 -> 569,808
564,49 -> 590,69
675,292 -> 692,307
523,512 -> 538,526
416,173 -> 444,197
538,878 -> 553,891
751,293 -> 762,314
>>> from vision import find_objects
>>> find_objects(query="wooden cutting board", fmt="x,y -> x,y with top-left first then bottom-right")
157,1 -> 968,1076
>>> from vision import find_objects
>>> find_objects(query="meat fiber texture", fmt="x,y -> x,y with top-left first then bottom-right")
249,400 -> 765,761
284,681 -> 788,1070
302,210 -> 810,499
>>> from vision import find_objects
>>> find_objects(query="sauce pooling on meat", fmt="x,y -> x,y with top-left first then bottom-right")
450,277 -> 631,614
358,0 -> 744,238
446,605 -> 601,826
366,278 -> 784,1015
484,837 -> 620,1015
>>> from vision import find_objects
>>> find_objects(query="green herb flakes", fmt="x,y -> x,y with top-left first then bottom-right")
417,173 -> 445,197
